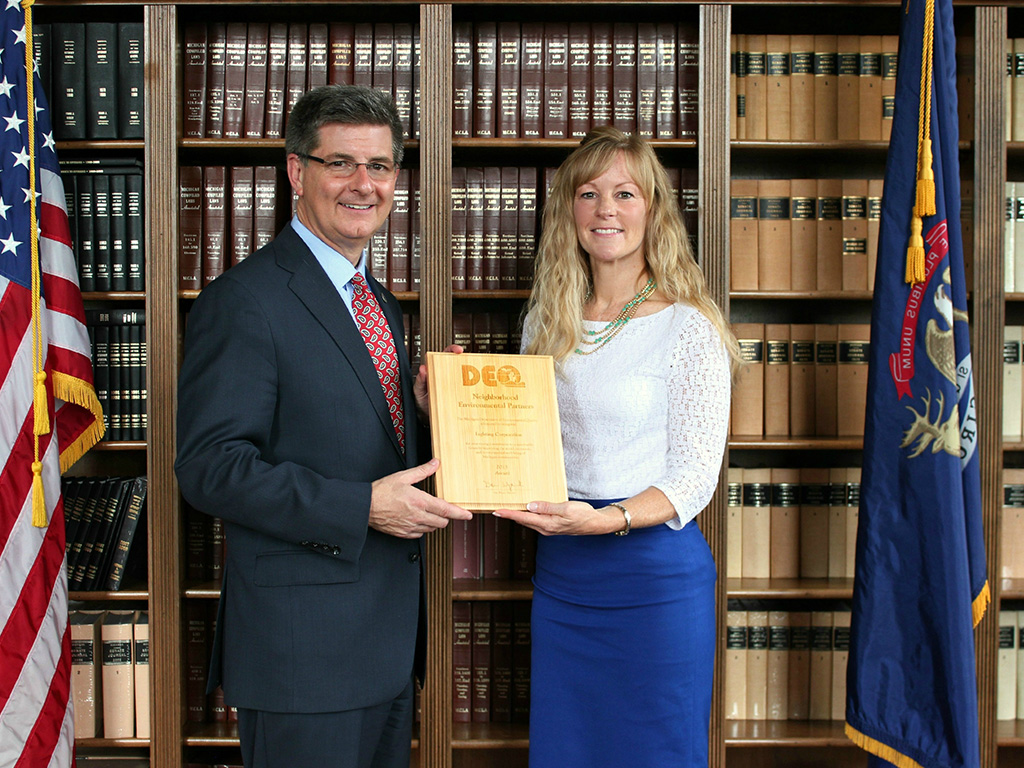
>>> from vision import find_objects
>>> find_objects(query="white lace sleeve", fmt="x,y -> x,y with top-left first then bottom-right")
653,311 -> 731,529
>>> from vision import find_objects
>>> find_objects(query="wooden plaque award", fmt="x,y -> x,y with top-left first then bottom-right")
426,352 -> 568,511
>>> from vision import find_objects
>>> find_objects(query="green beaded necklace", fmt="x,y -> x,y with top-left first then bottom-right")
574,278 -> 657,355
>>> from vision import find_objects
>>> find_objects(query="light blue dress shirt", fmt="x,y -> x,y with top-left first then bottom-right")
291,215 -> 369,324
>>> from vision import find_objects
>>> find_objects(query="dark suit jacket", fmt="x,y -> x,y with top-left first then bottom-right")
175,223 -> 425,713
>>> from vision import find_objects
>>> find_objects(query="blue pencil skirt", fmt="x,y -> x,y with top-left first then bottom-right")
528,512 -> 717,768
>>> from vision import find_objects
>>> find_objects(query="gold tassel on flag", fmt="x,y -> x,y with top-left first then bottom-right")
907,0 -> 936,284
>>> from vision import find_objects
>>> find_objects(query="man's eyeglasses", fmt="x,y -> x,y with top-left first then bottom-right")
298,153 -> 398,181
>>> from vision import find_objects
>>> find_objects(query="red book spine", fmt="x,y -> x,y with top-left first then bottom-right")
352,23 -> 373,87
482,167 -> 501,290
655,23 -> 678,139
511,601 -> 531,723
178,166 -> 203,291
389,169 -> 411,292
473,22 -> 497,138
285,23 -> 308,118
499,167 -> 519,289
490,312 -> 511,354
677,21 -> 699,139
264,23 -> 288,139
465,167 -> 485,290
482,515 -> 511,579
450,167 -> 467,290
202,166 -> 227,286
394,24 -> 414,138
452,22 -> 473,138
183,24 -> 207,138
253,166 -> 279,250
410,169 -> 421,290
243,24 -> 268,139
205,23 -> 227,138
452,602 -> 472,722
543,23 -> 569,139
497,22 -> 520,138
452,312 -> 473,354
511,525 -> 537,579
185,602 -> 208,722
452,515 -> 481,580
471,602 -> 492,722
591,22 -> 613,127
307,23 -> 328,88
612,23 -> 637,133
472,313 -> 492,353
636,22 -> 658,138
229,166 -> 254,267
520,23 -> 543,139
222,22 -> 247,139
372,23 -> 394,98
328,22 -> 354,85
491,602 -> 514,722
516,167 -> 538,289
568,22 -> 592,139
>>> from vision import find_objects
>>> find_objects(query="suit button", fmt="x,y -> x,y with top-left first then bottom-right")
332,547 -> 341,556
408,552 -> 420,563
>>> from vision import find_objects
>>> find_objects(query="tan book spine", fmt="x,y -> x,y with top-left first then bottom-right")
725,610 -> 748,720
841,179 -> 869,292
1004,326 -> 1022,439
788,612 -> 811,719
790,179 -> 818,291
745,610 -> 769,719
800,467 -> 830,578
1018,610 -> 1024,719
1013,39 -> 1024,142
858,36 -> 882,141
765,35 -> 791,140
789,36 -> 814,141
814,324 -> 838,437
733,34 -> 746,140
770,467 -> 800,578
837,323 -> 870,436
766,610 -> 790,720
727,467 -> 744,580
730,178 -> 759,290
1002,468 -> 1024,579
830,610 -> 851,720
816,178 -> 843,291
881,35 -> 898,141
1007,182 -> 1016,294
71,611 -> 104,738
1013,185 -> 1024,290
997,610 -> 1018,720
808,611 -> 834,720
813,35 -> 838,140
764,324 -> 790,436
102,610 -> 136,738
867,178 -> 883,289
758,179 -> 792,290
732,322 -> 765,437
745,34 -> 767,140
790,324 -> 816,437
836,35 -> 860,141
1008,39 -> 1014,144
741,467 -> 771,578
133,611 -> 150,739
827,466 -> 849,580
845,467 -> 861,579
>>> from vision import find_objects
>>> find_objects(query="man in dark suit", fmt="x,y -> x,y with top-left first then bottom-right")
175,85 -> 472,768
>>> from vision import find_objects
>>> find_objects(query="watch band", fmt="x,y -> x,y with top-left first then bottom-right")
609,502 -> 632,536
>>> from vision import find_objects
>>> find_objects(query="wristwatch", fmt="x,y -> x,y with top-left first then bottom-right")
609,502 -> 632,536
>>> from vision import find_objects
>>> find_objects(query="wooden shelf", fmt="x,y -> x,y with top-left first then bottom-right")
185,721 -> 420,749
90,441 -> 148,451
56,141 -> 145,151
724,719 -> 856,747
727,578 -> 854,600
451,722 -> 529,749
74,737 -> 150,748
453,290 -> 531,300
996,720 -> 1024,747
1000,578 -> 1024,600
453,138 -> 696,150
69,587 -> 149,601
179,289 -> 419,301
729,436 -> 863,450
731,291 -> 873,300
452,580 -> 533,601
81,291 -> 147,301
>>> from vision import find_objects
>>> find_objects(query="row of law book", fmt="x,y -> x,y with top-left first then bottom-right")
1002,327 -> 1024,438
62,160 -> 145,294
997,610 -> 1024,720
185,601 -> 237,724
1006,39 -> 1024,143
183,22 -> 420,140
1002,470 -> 1024,579
36,22 -> 143,140
70,610 -> 149,739
727,467 -> 859,581
1001,182 -> 1024,293
731,34 -> 896,142
453,515 -> 537,581
730,177 -> 882,293
86,309 -> 147,443
453,601 -> 531,723
452,312 -> 524,356
725,608 -> 850,722
731,323 -> 870,438
184,506 -> 226,585
453,21 -> 698,140
64,476 -> 147,593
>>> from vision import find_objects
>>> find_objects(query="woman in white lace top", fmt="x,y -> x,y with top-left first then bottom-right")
494,127 -> 738,768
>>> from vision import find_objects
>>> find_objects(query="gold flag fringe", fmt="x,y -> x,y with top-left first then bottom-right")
53,371 -> 106,473
845,724 -> 927,768
972,580 -> 991,628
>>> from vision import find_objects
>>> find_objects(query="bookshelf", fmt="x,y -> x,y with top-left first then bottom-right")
31,0 -> 1017,766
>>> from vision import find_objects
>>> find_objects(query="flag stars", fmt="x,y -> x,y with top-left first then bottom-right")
5,0 -> 21,11
4,110 -> 24,133
13,24 -> 26,46
21,187 -> 39,204
11,146 -> 29,168
41,130 -> 53,152
0,77 -> 13,99
1,232 -> 21,255
0,197 -> 10,220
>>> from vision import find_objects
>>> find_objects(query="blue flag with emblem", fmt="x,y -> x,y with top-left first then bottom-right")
844,1 -> 989,767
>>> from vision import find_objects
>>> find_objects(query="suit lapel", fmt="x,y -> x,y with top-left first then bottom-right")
275,226 -> 405,458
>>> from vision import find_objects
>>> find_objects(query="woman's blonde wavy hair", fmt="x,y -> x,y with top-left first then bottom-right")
524,126 -> 740,369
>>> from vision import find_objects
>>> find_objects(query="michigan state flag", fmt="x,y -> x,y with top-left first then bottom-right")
845,0 -> 989,767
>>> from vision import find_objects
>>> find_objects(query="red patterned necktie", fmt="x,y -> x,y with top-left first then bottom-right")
350,271 -> 405,451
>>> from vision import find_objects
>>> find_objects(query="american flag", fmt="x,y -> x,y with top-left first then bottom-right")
0,2 -> 104,766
